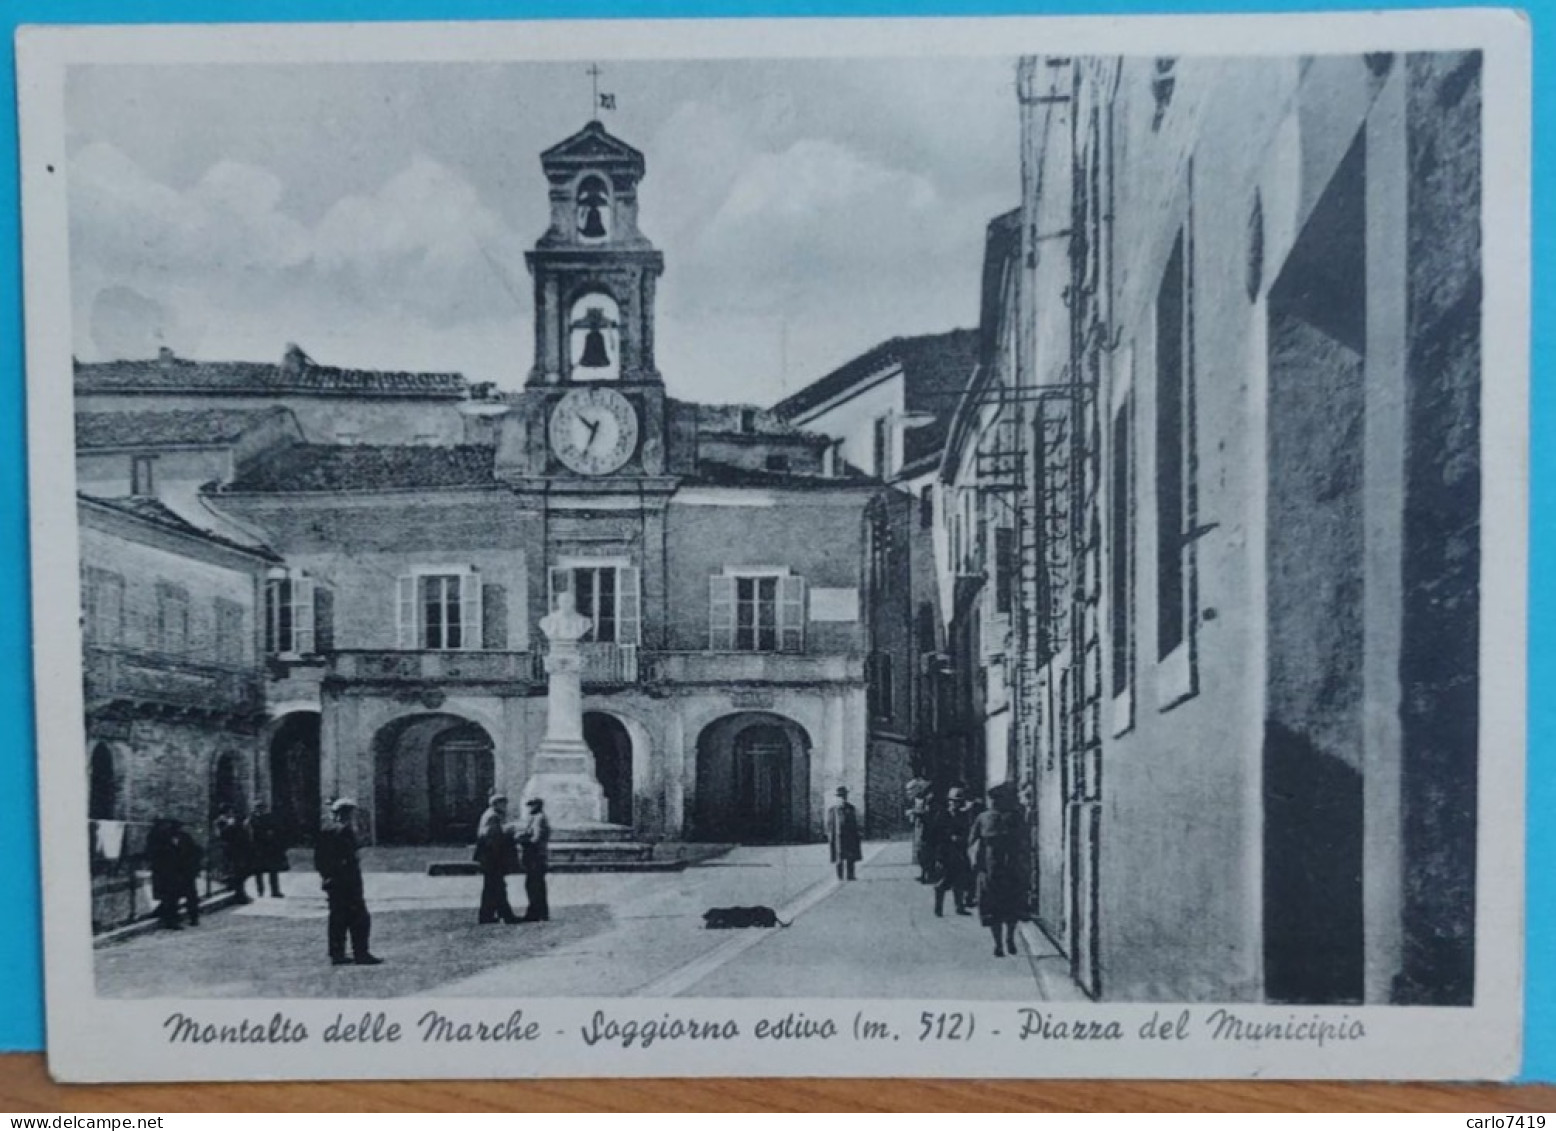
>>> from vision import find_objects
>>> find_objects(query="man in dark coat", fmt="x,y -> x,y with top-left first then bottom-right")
214,806 -> 253,904
826,786 -> 862,881
474,793 -> 521,924
932,787 -> 974,918
517,797 -> 552,922
147,818 -> 202,929
246,802 -> 288,898
314,798 -> 382,966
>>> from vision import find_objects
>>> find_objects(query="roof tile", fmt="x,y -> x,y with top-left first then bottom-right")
75,407 -> 292,450
75,346 -> 467,399
227,444 -> 497,493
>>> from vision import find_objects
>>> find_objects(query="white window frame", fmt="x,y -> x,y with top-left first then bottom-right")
265,568 -> 316,658
548,557 -> 640,646
397,565 -> 482,652
710,566 -> 805,654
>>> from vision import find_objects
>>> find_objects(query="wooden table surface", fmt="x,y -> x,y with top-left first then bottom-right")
0,1056 -> 1551,1111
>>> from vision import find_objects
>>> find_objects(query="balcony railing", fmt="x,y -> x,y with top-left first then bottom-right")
532,642 -> 640,687
328,650 -> 537,686
84,646 -> 264,716
648,651 -> 864,686
323,646 -> 859,692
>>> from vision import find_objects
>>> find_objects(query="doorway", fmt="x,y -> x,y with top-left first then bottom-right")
584,711 -> 634,827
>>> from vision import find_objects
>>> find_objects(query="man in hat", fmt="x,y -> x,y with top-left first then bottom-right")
826,786 -> 862,881
932,787 -> 974,917
474,793 -> 521,924
313,798 -> 382,966
517,797 -> 551,922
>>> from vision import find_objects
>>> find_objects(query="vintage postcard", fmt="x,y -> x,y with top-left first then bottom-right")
18,10 -> 1530,1082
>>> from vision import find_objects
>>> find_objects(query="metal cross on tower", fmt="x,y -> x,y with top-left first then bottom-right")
586,64 -> 602,118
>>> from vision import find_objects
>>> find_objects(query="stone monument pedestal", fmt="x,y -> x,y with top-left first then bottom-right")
517,590 -> 654,867
519,738 -> 607,827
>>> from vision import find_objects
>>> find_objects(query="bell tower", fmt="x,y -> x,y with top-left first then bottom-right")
526,120 -> 664,386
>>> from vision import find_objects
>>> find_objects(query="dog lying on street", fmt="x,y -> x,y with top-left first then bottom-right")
702,906 -> 790,929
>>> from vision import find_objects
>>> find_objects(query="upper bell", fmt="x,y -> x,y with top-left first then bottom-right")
578,328 -> 611,368
579,204 -> 607,240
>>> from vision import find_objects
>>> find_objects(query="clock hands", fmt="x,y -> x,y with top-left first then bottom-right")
581,414 -> 603,450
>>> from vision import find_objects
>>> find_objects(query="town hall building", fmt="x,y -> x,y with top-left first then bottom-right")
159,120 -> 896,847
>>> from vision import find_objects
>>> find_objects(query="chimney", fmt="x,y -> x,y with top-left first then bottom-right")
157,346 -> 175,366
282,342 -> 309,376
822,440 -> 840,478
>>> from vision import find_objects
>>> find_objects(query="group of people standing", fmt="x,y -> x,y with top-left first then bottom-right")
908,780 -> 1032,958
144,803 -> 290,930
141,791 -> 555,968
473,793 -> 553,926
213,802 -> 290,903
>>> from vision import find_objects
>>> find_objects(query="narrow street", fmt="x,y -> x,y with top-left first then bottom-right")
95,842 -> 1083,1003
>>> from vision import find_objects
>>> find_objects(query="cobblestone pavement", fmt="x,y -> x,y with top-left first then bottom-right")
94,841 -> 1084,1002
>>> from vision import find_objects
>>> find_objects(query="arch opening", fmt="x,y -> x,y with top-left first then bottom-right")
270,711 -> 322,845
372,712 -> 495,845
693,712 -> 812,844
575,173 -> 612,242
568,291 -> 621,381
583,711 -> 633,827
88,743 -> 118,821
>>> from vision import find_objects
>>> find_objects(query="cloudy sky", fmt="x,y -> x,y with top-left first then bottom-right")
66,58 -> 1018,405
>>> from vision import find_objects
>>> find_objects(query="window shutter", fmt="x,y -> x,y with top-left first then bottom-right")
618,567 -> 641,646
264,579 -> 278,654
779,576 -> 806,654
396,575 -> 416,650
709,575 -> 736,651
460,569 -> 483,651
293,576 -> 316,656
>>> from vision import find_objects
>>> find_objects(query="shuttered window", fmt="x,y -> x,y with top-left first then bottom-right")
710,572 -> 806,653
266,574 -> 315,656
214,598 -> 247,665
549,565 -> 640,645
396,569 -> 482,651
81,567 -> 124,647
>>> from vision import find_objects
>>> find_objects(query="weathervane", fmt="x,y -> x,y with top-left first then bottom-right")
586,64 -> 616,119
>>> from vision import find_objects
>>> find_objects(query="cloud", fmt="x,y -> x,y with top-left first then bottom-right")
88,286 -> 175,360
69,142 -> 528,365
674,134 -> 987,315
312,156 -> 525,320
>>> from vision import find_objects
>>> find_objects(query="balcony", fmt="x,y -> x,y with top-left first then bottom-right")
84,646 -> 265,718
328,650 -> 537,687
649,651 -> 864,687
532,643 -> 641,688
323,645 -> 857,695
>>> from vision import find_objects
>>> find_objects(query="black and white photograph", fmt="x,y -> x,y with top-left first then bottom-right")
19,12 -> 1529,1081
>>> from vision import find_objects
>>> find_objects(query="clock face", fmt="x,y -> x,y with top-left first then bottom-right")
549,386 -> 640,476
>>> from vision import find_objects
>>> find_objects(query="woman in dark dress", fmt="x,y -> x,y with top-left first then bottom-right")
968,783 -> 1030,957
